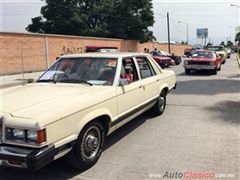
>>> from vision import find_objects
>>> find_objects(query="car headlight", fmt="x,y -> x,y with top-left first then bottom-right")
5,127 -> 46,145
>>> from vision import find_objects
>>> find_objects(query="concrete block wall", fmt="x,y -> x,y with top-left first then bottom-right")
0,32 -> 191,75
137,42 -> 192,55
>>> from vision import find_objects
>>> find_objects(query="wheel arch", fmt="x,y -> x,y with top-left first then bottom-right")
76,109 -> 112,137
159,84 -> 169,95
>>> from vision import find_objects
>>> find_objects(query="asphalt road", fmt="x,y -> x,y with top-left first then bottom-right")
1,55 -> 239,180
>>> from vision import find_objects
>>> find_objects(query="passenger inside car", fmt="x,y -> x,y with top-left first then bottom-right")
120,59 -> 138,83
120,66 -> 133,82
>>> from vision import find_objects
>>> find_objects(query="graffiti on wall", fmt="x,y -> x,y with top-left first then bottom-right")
61,46 -> 84,55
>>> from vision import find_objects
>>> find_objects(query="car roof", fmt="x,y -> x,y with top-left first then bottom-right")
61,52 -> 149,58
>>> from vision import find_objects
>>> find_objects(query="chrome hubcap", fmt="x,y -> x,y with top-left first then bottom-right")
81,126 -> 101,160
159,96 -> 165,110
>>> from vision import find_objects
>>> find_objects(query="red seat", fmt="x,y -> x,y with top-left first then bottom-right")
120,74 -> 133,82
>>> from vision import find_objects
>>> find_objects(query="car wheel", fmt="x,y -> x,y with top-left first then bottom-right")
152,90 -> 167,116
212,68 -> 217,75
66,121 -> 105,170
185,69 -> 190,74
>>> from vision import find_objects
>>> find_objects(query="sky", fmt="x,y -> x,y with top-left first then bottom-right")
0,0 -> 240,45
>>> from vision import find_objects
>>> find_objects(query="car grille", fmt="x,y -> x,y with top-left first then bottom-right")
189,61 -> 210,65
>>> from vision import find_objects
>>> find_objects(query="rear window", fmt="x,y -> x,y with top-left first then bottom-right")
136,57 -> 156,79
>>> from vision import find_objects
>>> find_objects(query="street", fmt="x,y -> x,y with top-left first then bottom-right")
0,55 -> 239,180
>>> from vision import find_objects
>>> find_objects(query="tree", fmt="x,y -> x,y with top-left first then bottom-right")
220,41 -> 225,46
206,42 -> 212,48
235,32 -> 240,45
226,41 -> 233,48
26,0 -> 155,42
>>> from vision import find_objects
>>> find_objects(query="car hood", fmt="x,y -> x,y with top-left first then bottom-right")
2,83 -> 115,123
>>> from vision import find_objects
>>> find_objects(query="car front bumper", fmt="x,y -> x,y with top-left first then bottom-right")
0,144 -> 56,171
184,65 -> 216,70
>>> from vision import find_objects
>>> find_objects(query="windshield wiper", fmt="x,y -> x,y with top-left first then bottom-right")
60,79 -> 93,86
37,79 -> 57,84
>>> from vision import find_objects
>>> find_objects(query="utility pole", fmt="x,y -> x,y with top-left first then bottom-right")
167,12 -> 171,54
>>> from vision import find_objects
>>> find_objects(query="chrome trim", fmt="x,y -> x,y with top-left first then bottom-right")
0,160 -> 27,169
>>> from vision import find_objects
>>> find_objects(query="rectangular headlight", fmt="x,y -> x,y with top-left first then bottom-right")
5,127 -> 46,145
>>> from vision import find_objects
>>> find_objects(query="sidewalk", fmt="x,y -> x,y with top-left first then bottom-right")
0,71 -> 44,89
237,53 -> 240,69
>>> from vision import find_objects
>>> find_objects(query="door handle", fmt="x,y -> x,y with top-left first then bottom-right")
156,79 -> 160,82
138,85 -> 143,88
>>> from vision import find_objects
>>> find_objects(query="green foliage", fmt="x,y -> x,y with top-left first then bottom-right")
26,0 -> 155,42
226,41 -> 233,48
206,42 -> 212,48
235,32 -> 240,45
220,41 -> 225,46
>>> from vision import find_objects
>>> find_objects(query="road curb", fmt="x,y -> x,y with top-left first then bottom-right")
237,54 -> 240,70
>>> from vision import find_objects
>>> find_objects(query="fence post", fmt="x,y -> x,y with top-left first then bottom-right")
21,48 -> 25,81
44,36 -> 49,69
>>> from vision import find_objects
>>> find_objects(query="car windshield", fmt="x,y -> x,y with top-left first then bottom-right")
207,46 -> 224,51
192,51 -> 215,58
38,57 -> 118,86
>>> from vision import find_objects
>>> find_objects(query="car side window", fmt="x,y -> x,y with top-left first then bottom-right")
120,58 -> 139,83
136,57 -> 156,79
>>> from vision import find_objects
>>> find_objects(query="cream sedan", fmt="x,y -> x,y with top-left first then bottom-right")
0,53 -> 176,171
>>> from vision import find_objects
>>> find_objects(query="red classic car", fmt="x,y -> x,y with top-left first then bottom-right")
152,56 -> 173,69
183,50 -> 222,75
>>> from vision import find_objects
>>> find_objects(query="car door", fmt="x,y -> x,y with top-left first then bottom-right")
114,57 -> 145,128
134,56 -> 159,102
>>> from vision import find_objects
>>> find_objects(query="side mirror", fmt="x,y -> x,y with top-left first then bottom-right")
119,78 -> 130,86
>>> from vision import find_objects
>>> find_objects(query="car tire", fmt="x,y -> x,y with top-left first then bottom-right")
152,90 -> 167,116
185,69 -> 190,74
212,68 -> 217,75
66,121 -> 105,170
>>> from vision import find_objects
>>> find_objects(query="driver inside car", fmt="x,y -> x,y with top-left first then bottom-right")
70,59 -> 91,80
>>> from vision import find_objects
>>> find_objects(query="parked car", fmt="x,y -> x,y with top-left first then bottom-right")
159,51 -> 182,65
152,56 -> 172,68
183,50 -> 222,75
206,45 -> 227,64
0,53 -> 176,171
226,48 -> 231,58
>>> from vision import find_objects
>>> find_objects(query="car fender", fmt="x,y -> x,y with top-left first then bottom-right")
76,108 -> 112,136
158,83 -> 170,94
